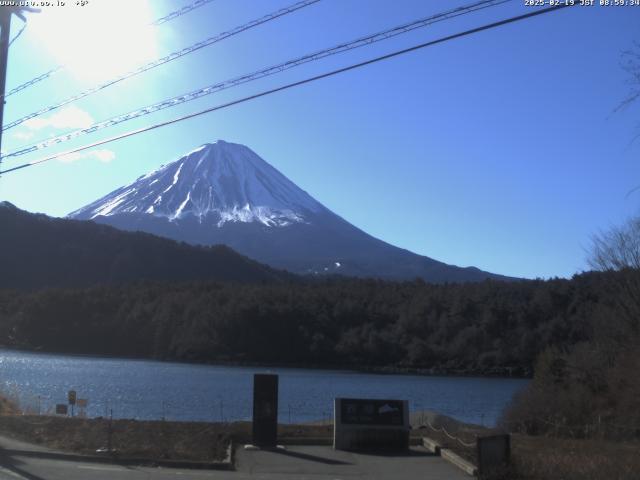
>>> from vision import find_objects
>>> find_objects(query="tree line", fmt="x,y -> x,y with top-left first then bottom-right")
0,270 -> 622,377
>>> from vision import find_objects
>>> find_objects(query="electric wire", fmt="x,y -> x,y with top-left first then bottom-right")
3,65 -> 62,99
0,2 -> 576,176
4,0 -> 512,161
151,0 -> 218,26
2,0 -> 320,130
8,19 -> 26,47
2,0 -> 220,100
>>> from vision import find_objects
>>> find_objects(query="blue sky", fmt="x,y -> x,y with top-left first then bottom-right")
0,0 -> 638,279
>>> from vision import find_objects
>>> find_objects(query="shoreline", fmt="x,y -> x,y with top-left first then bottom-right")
0,345 -> 532,379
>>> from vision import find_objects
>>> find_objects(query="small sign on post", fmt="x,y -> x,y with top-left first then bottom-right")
68,390 -> 77,416
251,374 -> 278,448
77,398 -> 88,417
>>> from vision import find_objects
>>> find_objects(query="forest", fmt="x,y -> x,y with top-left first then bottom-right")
0,202 -> 289,290
1,203 -> 638,443
0,269 -> 623,377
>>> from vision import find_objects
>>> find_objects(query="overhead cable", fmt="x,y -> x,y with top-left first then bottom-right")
4,0 -> 511,160
2,0 -> 320,130
8,19 -> 27,47
2,0 -> 220,99
151,0 -> 218,26
0,2 -> 577,176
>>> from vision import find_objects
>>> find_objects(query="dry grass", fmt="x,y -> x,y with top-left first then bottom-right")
0,395 -> 20,415
0,414 -> 333,462
417,432 -> 640,480
0,414 -> 230,461
417,412 -> 640,480
5,409 -> 636,479
510,434 -> 640,480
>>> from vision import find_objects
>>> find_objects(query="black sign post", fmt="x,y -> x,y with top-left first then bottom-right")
68,390 -> 77,417
252,374 -> 278,448
477,434 -> 511,478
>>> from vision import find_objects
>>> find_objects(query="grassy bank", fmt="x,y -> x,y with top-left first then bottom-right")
0,395 -> 19,415
510,435 -> 640,480
0,414 -> 231,461
2,409 -> 638,477
0,413 -> 333,462
416,411 -> 640,480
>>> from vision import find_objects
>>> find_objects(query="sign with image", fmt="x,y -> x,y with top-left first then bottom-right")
334,398 -> 410,451
67,390 -> 77,405
340,398 -> 405,426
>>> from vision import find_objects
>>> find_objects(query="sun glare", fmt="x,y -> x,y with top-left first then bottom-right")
29,0 -> 158,82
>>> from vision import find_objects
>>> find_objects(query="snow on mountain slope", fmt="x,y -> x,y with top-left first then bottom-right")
69,140 -> 512,283
70,140 -> 324,227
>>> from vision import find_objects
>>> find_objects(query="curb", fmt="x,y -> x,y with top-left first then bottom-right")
421,436 -> 478,477
278,437 -> 333,446
225,440 -> 235,469
276,437 -> 423,447
440,448 -> 477,476
422,437 -> 441,455
2,445 -> 234,471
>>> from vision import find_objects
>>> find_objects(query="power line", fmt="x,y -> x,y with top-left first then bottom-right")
2,0 -> 219,100
8,18 -> 26,47
3,65 -> 61,99
0,6 -> 40,177
3,0 -> 512,161
0,2 -> 575,176
151,0 -> 217,26
2,0 -> 320,131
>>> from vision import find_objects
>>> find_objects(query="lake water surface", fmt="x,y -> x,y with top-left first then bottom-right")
0,349 -> 527,426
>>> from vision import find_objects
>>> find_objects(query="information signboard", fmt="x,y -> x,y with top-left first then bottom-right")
55,404 -> 68,415
340,399 -> 405,426
334,398 -> 409,451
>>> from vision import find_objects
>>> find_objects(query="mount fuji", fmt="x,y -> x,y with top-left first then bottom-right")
69,140 -> 509,282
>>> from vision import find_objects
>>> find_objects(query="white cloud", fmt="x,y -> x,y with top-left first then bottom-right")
93,149 -> 116,163
58,149 -> 116,164
12,131 -> 34,141
24,105 -> 94,131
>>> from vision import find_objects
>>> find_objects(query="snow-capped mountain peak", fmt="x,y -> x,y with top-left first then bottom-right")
68,140 -> 511,283
69,140 -> 324,227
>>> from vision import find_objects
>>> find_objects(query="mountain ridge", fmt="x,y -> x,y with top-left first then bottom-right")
69,140 -> 514,283
0,201 -> 290,290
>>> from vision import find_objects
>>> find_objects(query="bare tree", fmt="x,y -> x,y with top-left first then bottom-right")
616,42 -> 640,115
588,216 -> 640,352
589,216 -> 640,271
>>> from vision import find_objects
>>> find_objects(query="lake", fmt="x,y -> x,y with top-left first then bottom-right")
0,349 -> 527,426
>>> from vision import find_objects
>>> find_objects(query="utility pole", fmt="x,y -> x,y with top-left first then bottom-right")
0,6 -> 38,174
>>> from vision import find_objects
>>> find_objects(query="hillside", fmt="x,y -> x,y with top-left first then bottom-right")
0,202 -> 289,290
69,140 -> 514,283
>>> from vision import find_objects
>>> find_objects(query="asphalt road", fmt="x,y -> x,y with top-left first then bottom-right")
0,447 -> 470,480
0,457 -> 222,480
